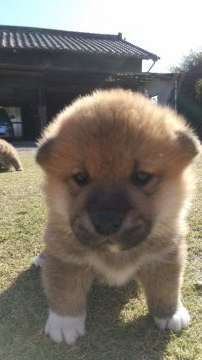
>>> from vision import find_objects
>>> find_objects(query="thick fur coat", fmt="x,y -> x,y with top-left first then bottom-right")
35,89 -> 200,344
0,139 -> 22,171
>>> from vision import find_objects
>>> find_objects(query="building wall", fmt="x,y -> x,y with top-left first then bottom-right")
5,107 -> 22,138
138,77 -> 176,106
0,49 -> 142,73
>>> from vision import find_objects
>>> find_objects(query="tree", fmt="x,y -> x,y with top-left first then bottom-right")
195,78 -> 202,104
173,50 -> 202,138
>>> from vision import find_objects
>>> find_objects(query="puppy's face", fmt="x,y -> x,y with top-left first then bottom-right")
37,89 -> 200,252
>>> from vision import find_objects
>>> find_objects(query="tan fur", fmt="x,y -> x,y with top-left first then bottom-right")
0,139 -> 23,171
36,88 -> 200,341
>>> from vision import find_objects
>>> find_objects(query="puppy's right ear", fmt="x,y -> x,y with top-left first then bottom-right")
36,138 -> 55,169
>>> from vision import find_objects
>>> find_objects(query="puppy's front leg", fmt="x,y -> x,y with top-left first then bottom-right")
42,254 -> 93,344
10,157 -> 23,171
137,251 -> 190,332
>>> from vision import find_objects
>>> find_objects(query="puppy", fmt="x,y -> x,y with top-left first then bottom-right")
0,139 -> 23,171
35,88 -> 200,344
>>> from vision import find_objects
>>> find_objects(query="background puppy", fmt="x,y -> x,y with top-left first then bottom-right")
36,88 -> 200,344
0,139 -> 23,171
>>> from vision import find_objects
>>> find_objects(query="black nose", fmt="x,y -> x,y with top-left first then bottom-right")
91,211 -> 123,236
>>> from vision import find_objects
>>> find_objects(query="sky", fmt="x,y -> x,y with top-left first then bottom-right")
0,0 -> 202,73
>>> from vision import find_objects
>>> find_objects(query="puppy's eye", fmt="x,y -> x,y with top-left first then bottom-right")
133,172 -> 153,186
73,172 -> 90,186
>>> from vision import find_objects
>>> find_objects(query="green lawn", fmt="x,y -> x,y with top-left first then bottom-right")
0,150 -> 202,360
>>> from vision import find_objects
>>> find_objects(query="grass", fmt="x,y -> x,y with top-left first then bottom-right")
0,150 -> 202,360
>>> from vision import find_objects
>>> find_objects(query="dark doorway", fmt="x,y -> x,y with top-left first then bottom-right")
21,104 -> 39,140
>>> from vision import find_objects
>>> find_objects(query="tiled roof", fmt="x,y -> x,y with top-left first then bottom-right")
0,25 -> 159,61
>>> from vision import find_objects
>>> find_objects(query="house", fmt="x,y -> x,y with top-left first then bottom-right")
0,25 -> 174,140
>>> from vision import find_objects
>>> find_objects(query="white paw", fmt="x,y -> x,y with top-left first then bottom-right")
154,305 -> 190,332
33,253 -> 44,267
45,310 -> 86,344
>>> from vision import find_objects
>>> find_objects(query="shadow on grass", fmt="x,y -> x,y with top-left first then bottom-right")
0,168 -> 12,173
0,266 -> 172,360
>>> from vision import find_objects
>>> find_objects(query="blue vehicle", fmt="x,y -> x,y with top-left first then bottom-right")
0,108 -> 14,139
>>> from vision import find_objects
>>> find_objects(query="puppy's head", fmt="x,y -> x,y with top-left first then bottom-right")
37,89 -> 200,251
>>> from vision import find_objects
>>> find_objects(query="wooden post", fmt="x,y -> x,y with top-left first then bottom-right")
38,87 -> 47,133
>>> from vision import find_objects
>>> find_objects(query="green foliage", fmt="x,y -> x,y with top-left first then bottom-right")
175,50 -> 202,73
195,79 -> 202,104
173,50 -> 202,138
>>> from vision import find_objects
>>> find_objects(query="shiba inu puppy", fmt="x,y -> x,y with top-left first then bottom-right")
35,88 -> 200,344
0,139 -> 22,171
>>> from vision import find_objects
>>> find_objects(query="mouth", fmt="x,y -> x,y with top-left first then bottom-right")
72,221 -> 151,251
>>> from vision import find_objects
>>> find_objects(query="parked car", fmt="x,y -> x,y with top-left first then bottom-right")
0,108 -> 14,139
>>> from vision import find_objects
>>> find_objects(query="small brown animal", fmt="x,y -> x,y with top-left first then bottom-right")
0,139 -> 23,171
35,88 -> 200,344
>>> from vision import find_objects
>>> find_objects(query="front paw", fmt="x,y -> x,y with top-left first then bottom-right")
45,310 -> 86,344
154,305 -> 190,332
33,252 -> 44,267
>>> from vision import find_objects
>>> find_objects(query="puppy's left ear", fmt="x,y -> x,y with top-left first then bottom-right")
36,137 -> 55,170
176,128 -> 201,165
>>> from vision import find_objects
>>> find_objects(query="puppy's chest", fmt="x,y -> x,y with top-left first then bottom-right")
87,255 -> 137,287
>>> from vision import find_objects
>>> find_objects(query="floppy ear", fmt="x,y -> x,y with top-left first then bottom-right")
36,138 -> 55,169
176,129 -> 201,165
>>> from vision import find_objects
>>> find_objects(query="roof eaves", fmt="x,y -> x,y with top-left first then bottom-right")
123,39 -> 160,61
0,25 -> 160,61
0,44 -> 156,59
